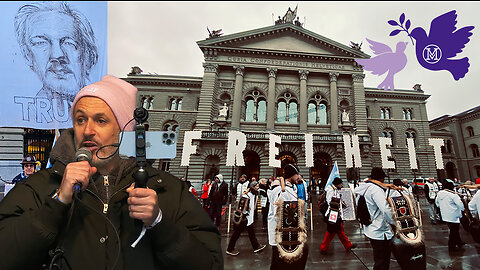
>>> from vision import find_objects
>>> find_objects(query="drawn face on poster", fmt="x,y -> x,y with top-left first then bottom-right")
0,1 -> 107,129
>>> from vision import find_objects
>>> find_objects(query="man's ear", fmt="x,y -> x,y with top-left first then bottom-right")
20,45 -> 34,69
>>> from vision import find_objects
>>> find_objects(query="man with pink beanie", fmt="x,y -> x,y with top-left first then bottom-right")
0,75 -> 223,269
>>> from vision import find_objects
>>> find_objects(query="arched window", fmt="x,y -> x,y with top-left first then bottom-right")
382,129 -> 394,146
381,108 -> 391,119
307,102 -> 316,124
177,99 -> 182,110
244,90 -> 266,122
471,144 -> 480,157
318,103 -> 327,125
277,101 -> 287,123
467,126 -> 475,137
141,96 -> 153,110
169,99 -> 177,110
307,94 -> 328,125
163,121 -> 179,132
276,92 -> 298,124
289,101 -> 298,124
402,109 -> 412,120
405,130 -> 416,146
245,99 -> 255,122
257,100 -> 266,122
169,98 -> 182,111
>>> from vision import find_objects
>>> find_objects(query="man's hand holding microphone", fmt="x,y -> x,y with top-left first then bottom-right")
56,148 -> 97,204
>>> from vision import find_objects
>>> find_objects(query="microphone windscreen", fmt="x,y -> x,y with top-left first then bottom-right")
75,147 -> 92,162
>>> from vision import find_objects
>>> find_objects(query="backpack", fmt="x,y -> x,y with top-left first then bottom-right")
317,188 -> 328,216
356,194 -> 372,225
356,182 -> 383,226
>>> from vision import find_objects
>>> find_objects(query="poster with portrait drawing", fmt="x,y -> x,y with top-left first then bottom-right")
339,187 -> 356,221
0,1 -> 107,129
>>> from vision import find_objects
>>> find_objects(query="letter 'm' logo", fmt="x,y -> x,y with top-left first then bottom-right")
422,44 -> 442,64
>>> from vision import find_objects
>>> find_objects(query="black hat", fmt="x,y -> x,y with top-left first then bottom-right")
21,154 -> 37,165
393,178 -> 402,187
369,167 -> 386,181
283,164 -> 299,179
332,177 -> 343,186
444,180 -> 454,190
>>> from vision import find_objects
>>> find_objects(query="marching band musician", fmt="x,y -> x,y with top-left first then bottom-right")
425,177 -> 442,224
226,181 -> 266,256
267,164 -> 308,270
435,180 -> 465,252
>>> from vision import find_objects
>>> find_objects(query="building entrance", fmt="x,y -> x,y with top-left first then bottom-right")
311,152 -> 332,188
240,150 -> 260,181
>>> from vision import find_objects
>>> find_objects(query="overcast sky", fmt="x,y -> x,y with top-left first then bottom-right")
107,1 -> 479,121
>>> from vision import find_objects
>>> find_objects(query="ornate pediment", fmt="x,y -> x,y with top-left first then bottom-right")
197,24 -> 369,59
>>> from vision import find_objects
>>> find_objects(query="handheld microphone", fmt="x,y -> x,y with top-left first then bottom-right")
73,147 -> 93,193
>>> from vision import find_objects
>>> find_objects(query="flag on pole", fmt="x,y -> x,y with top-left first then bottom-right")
325,161 -> 340,187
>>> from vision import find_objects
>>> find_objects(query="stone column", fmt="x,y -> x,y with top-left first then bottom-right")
329,72 -> 339,133
352,73 -> 367,134
231,66 -> 245,130
266,67 -> 277,131
299,70 -> 309,132
196,63 -> 218,130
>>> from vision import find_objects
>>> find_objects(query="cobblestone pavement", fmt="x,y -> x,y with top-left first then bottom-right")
219,193 -> 480,270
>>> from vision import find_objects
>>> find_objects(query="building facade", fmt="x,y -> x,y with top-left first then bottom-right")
124,19 -> 438,187
430,105 -> 480,182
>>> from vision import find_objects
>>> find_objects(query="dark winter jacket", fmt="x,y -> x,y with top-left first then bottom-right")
0,129 -> 223,270
209,181 -> 228,205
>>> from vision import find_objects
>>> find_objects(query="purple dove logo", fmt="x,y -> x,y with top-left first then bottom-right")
355,39 -> 408,91
389,10 -> 474,80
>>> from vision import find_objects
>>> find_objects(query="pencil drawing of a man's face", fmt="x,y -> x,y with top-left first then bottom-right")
15,2 -> 98,101
24,10 -> 83,98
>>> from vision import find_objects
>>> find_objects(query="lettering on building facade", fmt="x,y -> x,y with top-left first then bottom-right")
225,56 -> 346,70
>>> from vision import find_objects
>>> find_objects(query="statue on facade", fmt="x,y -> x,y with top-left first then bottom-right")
282,6 -> 297,24
294,17 -> 302,27
342,110 -> 350,123
207,27 -> 223,39
219,103 -> 228,118
128,66 -> 143,75
275,16 -> 283,25
350,41 -> 363,51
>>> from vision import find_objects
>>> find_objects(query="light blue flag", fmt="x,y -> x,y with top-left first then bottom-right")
325,161 -> 340,187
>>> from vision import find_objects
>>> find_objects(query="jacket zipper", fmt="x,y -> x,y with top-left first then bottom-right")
86,183 -> 131,214
104,176 -> 110,214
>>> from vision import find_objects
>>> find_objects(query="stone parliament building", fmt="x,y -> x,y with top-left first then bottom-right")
123,16 -> 439,187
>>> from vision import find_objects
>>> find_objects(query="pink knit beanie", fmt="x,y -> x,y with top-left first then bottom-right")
71,75 -> 137,131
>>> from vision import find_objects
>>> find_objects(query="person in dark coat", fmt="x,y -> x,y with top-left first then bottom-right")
0,75 -> 222,269
209,173 -> 229,228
